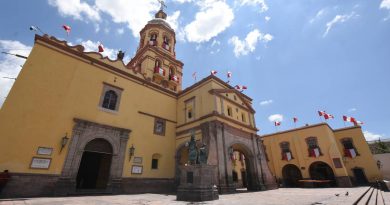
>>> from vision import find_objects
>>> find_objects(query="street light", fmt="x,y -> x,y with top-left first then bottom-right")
129,144 -> 135,161
60,133 -> 69,153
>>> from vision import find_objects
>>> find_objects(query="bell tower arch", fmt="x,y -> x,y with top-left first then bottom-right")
127,9 -> 184,92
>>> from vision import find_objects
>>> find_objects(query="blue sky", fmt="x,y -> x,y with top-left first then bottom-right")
0,0 -> 389,140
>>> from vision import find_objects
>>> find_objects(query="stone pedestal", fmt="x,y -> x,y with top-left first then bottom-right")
176,165 -> 219,202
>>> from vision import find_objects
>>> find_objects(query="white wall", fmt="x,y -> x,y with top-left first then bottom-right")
373,153 -> 390,180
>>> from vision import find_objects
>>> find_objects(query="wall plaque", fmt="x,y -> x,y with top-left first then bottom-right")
133,157 -> 142,164
37,147 -> 53,156
30,157 -> 51,169
131,165 -> 143,174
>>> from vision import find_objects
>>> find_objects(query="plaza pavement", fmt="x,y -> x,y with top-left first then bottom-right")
0,187 -> 389,205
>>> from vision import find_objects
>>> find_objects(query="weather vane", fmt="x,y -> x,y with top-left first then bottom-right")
157,0 -> 167,11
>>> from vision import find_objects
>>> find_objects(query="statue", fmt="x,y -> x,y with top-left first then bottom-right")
187,133 -> 197,165
157,0 -> 167,11
198,143 -> 208,164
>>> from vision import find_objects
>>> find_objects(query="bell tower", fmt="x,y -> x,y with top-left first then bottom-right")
127,8 -> 184,92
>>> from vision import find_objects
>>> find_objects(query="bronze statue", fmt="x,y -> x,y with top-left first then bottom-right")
198,143 -> 208,164
187,134 -> 197,165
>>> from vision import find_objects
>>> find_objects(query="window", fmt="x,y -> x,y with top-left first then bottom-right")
99,83 -> 122,112
149,33 -> 157,46
154,118 -> 166,136
163,36 -> 170,50
341,138 -> 359,158
102,90 -> 117,110
185,97 -> 195,122
151,159 -> 158,169
280,142 -> 293,161
227,106 -> 232,117
151,153 -> 161,170
187,108 -> 193,119
241,113 -> 246,122
234,95 -> 237,101
306,137 -> 322,157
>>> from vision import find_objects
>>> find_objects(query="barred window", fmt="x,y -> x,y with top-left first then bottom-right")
102,90 -> 118,110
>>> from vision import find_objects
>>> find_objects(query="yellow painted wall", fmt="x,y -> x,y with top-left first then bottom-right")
262,124 -> 382,183
334,127 -> 382,181
0,39 -> 177,179
262,124 -> 348,180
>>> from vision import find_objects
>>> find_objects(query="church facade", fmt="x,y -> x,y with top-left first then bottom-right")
0,10 -> 277,198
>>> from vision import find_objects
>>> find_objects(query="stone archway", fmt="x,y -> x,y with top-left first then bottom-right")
229,143 -> 256,191
76,138 -> 113,189
56,118 -> 130,195
309,161 -> 336,187
282,164 -> 302,187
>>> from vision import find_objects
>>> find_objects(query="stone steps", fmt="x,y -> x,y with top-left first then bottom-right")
354,185 -> 387,205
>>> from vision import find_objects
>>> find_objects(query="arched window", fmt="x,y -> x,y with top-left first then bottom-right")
155,60 -> 161,68
102,90 -> 118,110
163,36 -> 170,50
149,33 -> 157,46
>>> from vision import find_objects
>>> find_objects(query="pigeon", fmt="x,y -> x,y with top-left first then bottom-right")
345,191 -> 349,196
335,194 -> 340,197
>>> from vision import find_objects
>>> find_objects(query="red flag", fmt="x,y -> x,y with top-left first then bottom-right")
211,70 -> 217,75
318,111 -> 326,116
274,121 -> 281,126
227,71 -> 232,78
343,115 -> 356,123
98,43 -> 104,52
62,25 -> 71,35
324,113 -> 334,120
293,117 -> 298,123
234,85 -> 247,90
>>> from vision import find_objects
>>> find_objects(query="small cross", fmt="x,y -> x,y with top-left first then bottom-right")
158,0 -> 167,11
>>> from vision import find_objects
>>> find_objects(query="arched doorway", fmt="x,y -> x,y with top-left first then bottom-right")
309,161 -> 336,187
229,143 -> 255,191
76,138 -> 113,189
282,164 -> 302,187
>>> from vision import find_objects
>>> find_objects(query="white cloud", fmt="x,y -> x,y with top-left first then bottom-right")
80,40 -> 118,60
259,99 -> 273,106
48,0 -> 101,22
348,108 -> 357,112
184,1 -> 234,43
310,8 -> 326,24
211,39 -> 221,47
265,16 -> 271,22
323,12 -> 358,37
173,0 -> 193,3
166,10 -> 181,32
380,0 -> 390,9
0,40 -> 32,107
268,114 -> 283,122
94,0 -> 160,37
117,28 -> 125,35
236,0 -> 268,13
363,131 -> 386,141
48,0 -> 162,37
229,29 -> 273,57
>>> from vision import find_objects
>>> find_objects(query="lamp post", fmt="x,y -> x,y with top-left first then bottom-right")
60,133 -> 69,153
129,144 -> 135,161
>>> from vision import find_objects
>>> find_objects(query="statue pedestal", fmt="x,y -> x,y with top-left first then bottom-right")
176,165 -> 219,202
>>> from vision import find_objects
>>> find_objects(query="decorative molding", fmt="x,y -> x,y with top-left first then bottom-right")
138,111 -> 176,123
